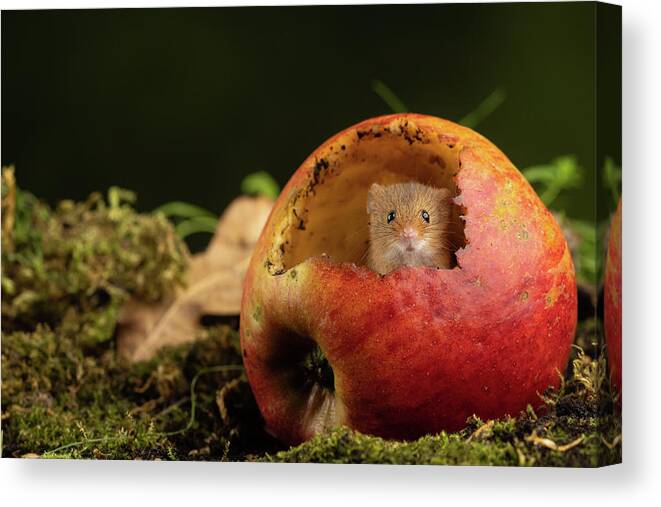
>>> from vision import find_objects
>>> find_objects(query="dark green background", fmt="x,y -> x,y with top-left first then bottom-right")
2,2 -> 620,226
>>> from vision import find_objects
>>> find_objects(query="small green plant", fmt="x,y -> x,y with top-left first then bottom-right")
154,201 -> 218,239
458,88 -> 507,129
240,171 -> 280,200
522,155 -> 583,208
371,79 -> 408,114
371,79 -> 505,129
603,157 -> 622,207
521,157 -> 620,287
155,171 -> 280,242
565,216 -> 599,286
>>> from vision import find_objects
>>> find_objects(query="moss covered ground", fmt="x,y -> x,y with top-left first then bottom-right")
0,168 -> 621,465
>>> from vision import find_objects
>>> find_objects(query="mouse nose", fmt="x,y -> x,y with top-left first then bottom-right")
400,227 -> 417,241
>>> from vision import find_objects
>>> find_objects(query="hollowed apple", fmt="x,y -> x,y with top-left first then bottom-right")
604,199 -> 622,395
240,114 -> 577,445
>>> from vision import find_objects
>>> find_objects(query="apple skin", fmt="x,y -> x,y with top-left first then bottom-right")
604,200 -> 622,396
240,114 -> 577,445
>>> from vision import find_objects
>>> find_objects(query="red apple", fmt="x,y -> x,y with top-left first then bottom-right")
240,114 -> 577,445
604,199 -> 622,395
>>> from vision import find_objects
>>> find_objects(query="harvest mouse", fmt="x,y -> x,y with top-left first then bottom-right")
366,182 -> 452,274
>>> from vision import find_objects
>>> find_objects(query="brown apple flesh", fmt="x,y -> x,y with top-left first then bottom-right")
240,114 -> 577,445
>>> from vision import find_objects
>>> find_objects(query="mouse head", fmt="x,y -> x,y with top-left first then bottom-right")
367,182 -> 451,258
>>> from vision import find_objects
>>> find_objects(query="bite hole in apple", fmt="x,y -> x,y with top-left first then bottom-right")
264,328 -> 342,438
264,120 -> 467,276
266,328 -> 335,395
299,344 -> 335,392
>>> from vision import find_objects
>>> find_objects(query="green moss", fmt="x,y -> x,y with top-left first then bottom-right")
261,426 -> 516,465
1,170 -> 188,336
1,169 -> 279,460
1,321 -> 278,460
2,325 -> 173,459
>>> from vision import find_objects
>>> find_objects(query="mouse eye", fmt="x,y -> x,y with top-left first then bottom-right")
421,210 -> 430,223
387,211 -> 396,223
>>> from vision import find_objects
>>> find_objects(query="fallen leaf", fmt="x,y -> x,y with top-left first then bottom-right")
117,195 -> 273,362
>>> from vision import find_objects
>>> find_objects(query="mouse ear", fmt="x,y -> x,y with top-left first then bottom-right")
433,187 -> 453,218
434,187 -> 452,203
366,183 -> 384,214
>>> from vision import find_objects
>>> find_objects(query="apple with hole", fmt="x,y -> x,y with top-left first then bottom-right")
240,114 -> 577,445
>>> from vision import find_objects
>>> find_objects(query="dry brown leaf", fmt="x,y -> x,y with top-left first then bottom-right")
117,195 -> 273,362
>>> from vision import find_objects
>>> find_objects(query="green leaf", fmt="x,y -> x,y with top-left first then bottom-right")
522,155 -> 583,208
603,157 -> 621,206
520,166 -> 557,184
174,216 -> 219,239
459,88 -> 506,129
371,79 -> 408,113
241,171 -> 280,199
569,217 -> 599,286
153,201 -> 217,219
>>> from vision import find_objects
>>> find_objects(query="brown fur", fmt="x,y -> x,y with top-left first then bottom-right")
366,182 -> 452,274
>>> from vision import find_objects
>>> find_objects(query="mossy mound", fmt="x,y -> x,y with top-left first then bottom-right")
0,168 -> 621,465
1,168 -> 280,460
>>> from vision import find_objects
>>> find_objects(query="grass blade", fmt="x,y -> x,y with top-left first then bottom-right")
154,201 -> 217,219
241,171 -> 280,199
371,79 -> 408,113
175,216 -> 219,239
459,88 -> 506,129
